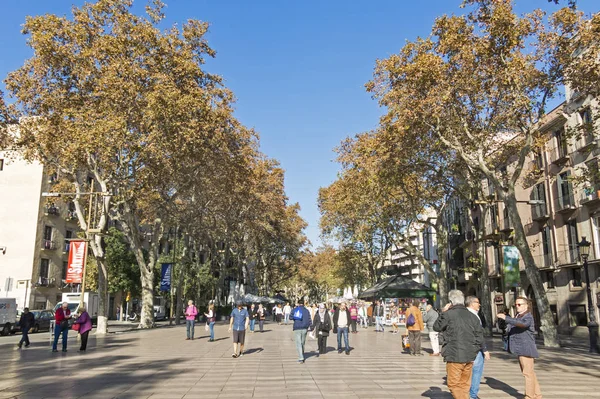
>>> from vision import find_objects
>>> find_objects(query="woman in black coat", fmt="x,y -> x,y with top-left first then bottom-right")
311,304 -> 332,356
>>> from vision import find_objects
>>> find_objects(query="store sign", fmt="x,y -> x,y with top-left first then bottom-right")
66,241 -> 87,284
503,245 -> 520,288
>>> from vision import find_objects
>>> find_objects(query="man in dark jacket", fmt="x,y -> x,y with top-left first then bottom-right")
434,290 -> 483,399
374,300 -> 385,332
292,298 -> 312,363
333,302 -> 352,355
17,308 -> 35,348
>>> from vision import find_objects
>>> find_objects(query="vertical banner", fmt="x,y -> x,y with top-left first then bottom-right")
160,263 -> 172,291
503,245 -> 521,288
66,241 -> 87,283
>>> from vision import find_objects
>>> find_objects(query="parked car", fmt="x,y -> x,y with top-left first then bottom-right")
13,309 -> 55,333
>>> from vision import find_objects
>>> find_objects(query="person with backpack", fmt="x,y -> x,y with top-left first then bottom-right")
292,298 -> 312,363
405,300 -> 424,356
333,301 -> 352,355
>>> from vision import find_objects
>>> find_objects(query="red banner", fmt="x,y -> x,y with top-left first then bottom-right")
66,241 -> 87,284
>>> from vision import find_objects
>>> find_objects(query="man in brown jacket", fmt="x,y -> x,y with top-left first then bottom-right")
405,300 -> 425,355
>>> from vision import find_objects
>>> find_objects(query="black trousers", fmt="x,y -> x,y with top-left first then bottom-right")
351,320 -> 357,333
317,334 -> 328,354
80,330 -> 90,351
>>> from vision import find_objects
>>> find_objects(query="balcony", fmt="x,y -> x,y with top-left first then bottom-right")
533,253 -> 554,269
554,193 -> 577,213
66,210 -> 78,221
63,242 -> 70,253
556,248 -> 578,266
483,221 -> 499,239
575,133 -> 597,153
500,216 -> 513,232
42,239 -> 56,250
580,189 -> 600,206
460,231 -> 475,249
45,206 -> 60,216
549,147 -> 570,166
36,277 -> 55,287
531,204 -> 549,221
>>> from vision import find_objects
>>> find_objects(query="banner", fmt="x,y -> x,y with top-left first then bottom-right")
66,241 -> 87,284
160,263 -> 172,291
503,245 -> 520,288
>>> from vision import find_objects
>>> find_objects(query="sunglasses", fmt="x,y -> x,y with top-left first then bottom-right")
515,303 -> 526,307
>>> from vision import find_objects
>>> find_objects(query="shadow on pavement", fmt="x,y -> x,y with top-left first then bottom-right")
244,347 -> 263,355
421,386 -> 452,398
485,377 -> 524,399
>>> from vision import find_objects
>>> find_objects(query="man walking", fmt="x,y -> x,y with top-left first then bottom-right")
423,303 -> 440,356
228,301 -> 249,358
434,290 -> 483,399
17,308 -> 35,349
283,302 -> 292,325
333,302 -> 351,355
466,296 -> 491,399
405,300 -> 425,355
374,300 -> 385,332
292,298 -> 312,363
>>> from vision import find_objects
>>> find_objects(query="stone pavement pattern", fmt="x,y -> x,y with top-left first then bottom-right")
1,322 -> 599,399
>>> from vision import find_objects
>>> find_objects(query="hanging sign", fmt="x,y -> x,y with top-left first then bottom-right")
66,241 -> 87,284
160,263 -> 172,291
503,245 -> 521,288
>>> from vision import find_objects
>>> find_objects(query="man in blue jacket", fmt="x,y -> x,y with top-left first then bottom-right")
292,298 -> 312,363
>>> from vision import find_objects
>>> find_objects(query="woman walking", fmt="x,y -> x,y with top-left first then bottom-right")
73,305 -> 92,352
390,304 -> 399,334
185,300 -> 198,340
257,304 -> 266,332
249,304 -> 257,333
311,304 -> 332,356
204,303 -> 216,342
497,297 -> 542,399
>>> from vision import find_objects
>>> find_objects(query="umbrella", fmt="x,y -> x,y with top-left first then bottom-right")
358,275 -> 436,299
241,294 -> 265,304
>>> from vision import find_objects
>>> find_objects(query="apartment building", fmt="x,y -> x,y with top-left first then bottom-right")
0,151 -> 80,310
473,93 -> 600,335
380,209 -> 438,287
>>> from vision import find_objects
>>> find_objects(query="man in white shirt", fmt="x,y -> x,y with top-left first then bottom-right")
333,302 -> 351,355
283,302 -> 292,325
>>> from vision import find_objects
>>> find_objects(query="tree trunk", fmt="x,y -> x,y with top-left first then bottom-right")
96,258 -> 109,334
140,262 -> 155,328
505,192 -> 559,347
175,265 -> 184,325
479,238 -> 493,337
435,219 -> 449,306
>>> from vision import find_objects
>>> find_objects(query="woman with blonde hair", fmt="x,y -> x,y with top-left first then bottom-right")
497,297 -> 542,399
204,303 -> 216,342
73,304 -> 93,352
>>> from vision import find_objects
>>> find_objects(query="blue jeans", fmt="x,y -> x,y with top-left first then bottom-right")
250,319 -> 256,331
294,329 -> 307,361
19,327 -> 30,346
337,326 -> 349,352
52,324 -> 68,351
186,320 -> 195,339
209,322 -> 215,340
375,316 -> 384,331
470,351 -> 485,398
284,313 -> 290,324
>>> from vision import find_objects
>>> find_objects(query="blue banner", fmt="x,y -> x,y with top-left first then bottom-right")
160,263 -> 172,291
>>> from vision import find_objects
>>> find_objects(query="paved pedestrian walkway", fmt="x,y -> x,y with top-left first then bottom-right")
1,321 -> 599,398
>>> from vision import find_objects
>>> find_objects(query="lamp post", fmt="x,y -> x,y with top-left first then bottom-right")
577,236 -> 600,353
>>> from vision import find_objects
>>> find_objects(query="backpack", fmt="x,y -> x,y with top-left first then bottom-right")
406,313 -> 416,327
292,307 -> 303,321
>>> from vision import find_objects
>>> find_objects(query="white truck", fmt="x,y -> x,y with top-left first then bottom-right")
54,292 -> 99,323
0,298 -> 17,336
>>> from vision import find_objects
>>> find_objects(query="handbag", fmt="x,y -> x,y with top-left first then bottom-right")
72,323 -> 80,332
60,319 -> 69,330
205,323 -> 209,332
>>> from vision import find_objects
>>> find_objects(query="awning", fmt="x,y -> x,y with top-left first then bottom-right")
358,275 -> 436,299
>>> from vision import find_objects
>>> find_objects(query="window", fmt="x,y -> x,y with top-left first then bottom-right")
544,271 -> 555,289
571,267 -> 582,287
566,220 -> 579,263
550,305 -> 558,325
40,259 -> 50,279
558,171 -> 574,208
569,304 -> 587,326
43,226 -> 53,241
542,226 -> 552,267
580,108 -> 593,125
62,262 -> 68,280
555,127 -> 568,157
64,230 -> 72,252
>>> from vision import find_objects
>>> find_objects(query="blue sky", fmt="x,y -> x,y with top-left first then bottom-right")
1,0 -> 597,247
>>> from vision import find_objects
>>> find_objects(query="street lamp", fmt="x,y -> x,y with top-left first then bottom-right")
577,236 -> 600,353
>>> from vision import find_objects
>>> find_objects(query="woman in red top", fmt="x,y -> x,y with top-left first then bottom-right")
53,302 -> 71,352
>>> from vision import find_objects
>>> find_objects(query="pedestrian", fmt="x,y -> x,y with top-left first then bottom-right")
17,307 -> 35,349
249,303 -> 257,333
310,303 -> 318,321
358,303 -> 367,329
423,303 -> 440,356
228,300 -> 249,358
349,302 -> 359,334
466,296 -> 491,399
73,304 -> 93,352
311,303 -> 332,356
366,302 -> 373,327
434,290 -> 483,399
204,303 -> 216,342
276,303 -> 284,325
283,302 -> 291,325
272,304 -> 277,322
185,300 -> 198,340
405,300 -> 425,355
333,301 -> 351,355
52,302 -> 72,353
497,297 -> 542,399
292,298 -> 312,363
390,304 -> 399,334
257,303 -> 266,332
497,305 -> 509,351
374,300 -> 385,332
